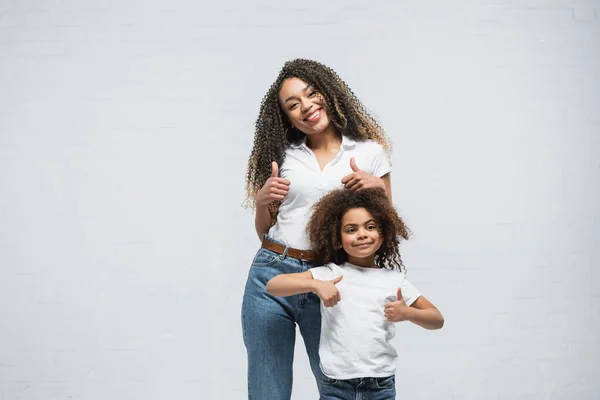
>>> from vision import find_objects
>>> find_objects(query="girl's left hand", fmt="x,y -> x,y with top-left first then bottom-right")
341,157 -> 385,192
384,288 -> 411,322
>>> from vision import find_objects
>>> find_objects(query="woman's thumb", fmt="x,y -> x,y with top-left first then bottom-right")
331,275 -> 343,284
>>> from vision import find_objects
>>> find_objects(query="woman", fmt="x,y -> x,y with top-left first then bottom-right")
242,58 -> 394,400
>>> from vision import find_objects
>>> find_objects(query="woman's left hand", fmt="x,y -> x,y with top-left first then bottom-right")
341,157 -> 385,192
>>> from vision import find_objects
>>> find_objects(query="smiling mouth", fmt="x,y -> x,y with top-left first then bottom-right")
353,242 -> 373,248
304,109 -> 321,122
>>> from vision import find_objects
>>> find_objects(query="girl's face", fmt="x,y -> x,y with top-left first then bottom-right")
279,77 -> 331,136
340,207 -> 383,268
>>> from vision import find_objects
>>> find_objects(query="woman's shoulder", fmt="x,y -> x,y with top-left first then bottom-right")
351,137 -> 386,152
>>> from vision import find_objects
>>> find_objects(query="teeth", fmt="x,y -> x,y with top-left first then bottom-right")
306,110 -> 319,121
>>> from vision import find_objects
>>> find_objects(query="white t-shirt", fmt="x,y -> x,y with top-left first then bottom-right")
268,136 -> 391,250
310,262 -> 421,380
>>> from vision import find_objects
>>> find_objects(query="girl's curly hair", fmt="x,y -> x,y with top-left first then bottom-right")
307,188 -> 410,271
243,59 -> 392,222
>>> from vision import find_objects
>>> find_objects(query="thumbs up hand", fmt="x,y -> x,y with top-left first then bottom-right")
314,275 -> 343,307
341,157 -> 385,192
384,288 -> 411,322
256,161 -> 291,207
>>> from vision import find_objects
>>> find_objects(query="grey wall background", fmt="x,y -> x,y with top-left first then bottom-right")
1,0 -> 599,399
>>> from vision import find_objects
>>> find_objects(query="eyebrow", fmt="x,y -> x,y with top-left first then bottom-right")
283,85 -> 311,104
343,219 -> 377,229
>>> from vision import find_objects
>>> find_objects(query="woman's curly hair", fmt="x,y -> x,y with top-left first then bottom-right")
243,59 -> 392,222
307,188 -> 410,271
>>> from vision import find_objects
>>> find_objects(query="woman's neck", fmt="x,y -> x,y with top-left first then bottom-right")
305,126 -> 341,152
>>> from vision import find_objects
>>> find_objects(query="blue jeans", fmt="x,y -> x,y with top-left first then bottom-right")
320,375 -> 396,400
241,240 -> 324,400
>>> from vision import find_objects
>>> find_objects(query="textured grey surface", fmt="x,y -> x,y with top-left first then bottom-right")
0,0 -> 599,398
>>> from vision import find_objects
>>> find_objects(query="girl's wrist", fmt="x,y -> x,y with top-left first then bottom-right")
404,306 -> 418,322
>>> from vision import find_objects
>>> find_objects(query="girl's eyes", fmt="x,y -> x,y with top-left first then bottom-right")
308,91 -> 317,98
345,225 -> 376,233
289,103 -> 298,110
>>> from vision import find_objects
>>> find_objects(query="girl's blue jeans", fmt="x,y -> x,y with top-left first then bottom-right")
241,237 -> 324,400
320,375 -> 396,400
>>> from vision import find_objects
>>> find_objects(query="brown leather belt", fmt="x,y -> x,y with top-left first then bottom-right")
261,238 -> 314,262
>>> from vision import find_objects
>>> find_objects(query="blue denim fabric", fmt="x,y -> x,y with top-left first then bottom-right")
241,237 -> 324,400
320,375 -> 396,400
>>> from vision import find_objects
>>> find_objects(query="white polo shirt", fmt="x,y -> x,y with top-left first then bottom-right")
268,136 -> 391,250
310,262 -> 422,379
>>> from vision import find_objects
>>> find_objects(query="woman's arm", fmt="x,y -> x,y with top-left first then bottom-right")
267,271 -> 343,308
342,158 -> 392,201
255,204 -> 273,240
254,162 -> 290,240
381,172 -> 392,201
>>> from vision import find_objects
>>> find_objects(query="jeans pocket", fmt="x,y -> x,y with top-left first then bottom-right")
322,375 -> 338,385
375,375 -> 395,389
251,249 -> 280,267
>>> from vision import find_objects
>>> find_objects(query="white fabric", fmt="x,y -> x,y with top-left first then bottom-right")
268,136 -> 391,250
309,262 -> 421,379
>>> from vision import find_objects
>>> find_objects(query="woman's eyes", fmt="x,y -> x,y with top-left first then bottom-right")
287,91 -> 318,110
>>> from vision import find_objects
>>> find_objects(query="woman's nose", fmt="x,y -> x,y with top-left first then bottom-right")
300,100 -> 313,112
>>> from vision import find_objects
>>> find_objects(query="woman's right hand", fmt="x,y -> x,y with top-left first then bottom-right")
314,275 -> 343,307
256,162 -> 291,207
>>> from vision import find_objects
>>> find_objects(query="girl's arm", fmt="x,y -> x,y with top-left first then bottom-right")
404,296 -> 444,330
384,289 -> 444,330
267,271 -> 343,308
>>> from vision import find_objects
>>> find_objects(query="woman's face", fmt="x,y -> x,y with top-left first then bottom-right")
279,77 -> 331,136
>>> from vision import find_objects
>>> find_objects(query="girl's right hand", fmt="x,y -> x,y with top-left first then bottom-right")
314,275 -> 343,307
256,162 -> 291,207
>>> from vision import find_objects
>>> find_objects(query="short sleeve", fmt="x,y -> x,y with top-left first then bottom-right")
399,274 -> 422,306
309,263 -> 342,281
369,142 -> 392,178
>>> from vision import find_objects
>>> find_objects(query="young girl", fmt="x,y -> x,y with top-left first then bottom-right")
267,188 -> 444,400
242,59 -> 398,399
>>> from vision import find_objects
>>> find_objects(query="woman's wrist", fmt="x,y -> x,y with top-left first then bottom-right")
255,192 -> 269,209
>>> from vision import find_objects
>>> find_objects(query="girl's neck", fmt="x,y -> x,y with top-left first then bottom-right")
305,126 -> 341,152
347,256 -> 380,269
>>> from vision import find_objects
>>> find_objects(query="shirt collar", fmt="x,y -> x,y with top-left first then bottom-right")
290,134 -> 357,149
341,135 -> 357,148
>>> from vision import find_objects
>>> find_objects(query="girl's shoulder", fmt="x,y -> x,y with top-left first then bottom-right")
310,262 -> 343,280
